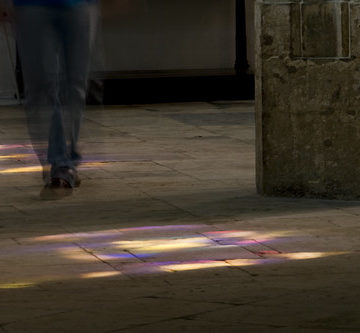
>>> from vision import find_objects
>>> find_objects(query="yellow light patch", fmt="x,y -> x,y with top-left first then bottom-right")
58,251 -> 100,262
30,234 -> 72,242
81,271 -> 121,279
0,166 -> 42,174
81,162 -> 107,168
206,231 -> 255,238
226,259 -> 262,266
141,241 -> 209,252
0,154 -> 34,160
114,237 -> 210,252
29,229 -> 120,242
279,252 -> 349,260
0,282 -> 34,289
161,261 -> 229,272
0,162 -> 106,174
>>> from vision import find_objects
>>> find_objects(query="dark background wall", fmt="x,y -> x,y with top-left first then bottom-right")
100,0 -> 237,73
0,0 -> 256,101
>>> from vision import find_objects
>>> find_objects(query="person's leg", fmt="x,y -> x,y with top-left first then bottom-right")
52,3 -> 98,186
15,6 -> 69,184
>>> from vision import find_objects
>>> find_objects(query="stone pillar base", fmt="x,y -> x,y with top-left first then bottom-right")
256,0 -> 360,200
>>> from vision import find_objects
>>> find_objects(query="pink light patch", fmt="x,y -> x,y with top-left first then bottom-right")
118,225 -> 202,232
204,230 -> 247,235
0,144 -> 24,150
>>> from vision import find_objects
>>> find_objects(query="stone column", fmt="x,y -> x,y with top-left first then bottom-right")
256,0 -> 360,199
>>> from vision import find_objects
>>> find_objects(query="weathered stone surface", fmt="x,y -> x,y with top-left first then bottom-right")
300,2 -> 350,58
256,0 -> 360,199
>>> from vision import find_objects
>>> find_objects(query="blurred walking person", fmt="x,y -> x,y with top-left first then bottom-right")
0,0 -> 98,198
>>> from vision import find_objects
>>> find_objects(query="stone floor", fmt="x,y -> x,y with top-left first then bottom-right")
0,101 -> 359,333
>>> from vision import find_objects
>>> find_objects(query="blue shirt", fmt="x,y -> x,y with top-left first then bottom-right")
14,0 -> 96,6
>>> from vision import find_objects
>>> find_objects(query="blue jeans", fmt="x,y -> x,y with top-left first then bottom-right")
15,3 -> 98,185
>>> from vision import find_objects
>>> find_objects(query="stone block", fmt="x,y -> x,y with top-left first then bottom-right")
256,0 -> 360,199
300,2 -> 350,58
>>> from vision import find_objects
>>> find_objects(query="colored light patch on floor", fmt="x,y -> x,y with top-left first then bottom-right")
218,239 -> 269,246
0,144 -> 27,150
79,162 -> 108,168
203,230 -> 256,238
203,230 -> 297,242
262,251 -> 349,260
118,225 -> 202,232
1,226 -> 350,286
0,161 -> 118,174
113,237 -> 213,252
0,154 -> 34,160
27,225 -> 201,242
97,253 -> 141,260
158,259 -> 263,272
0,282 -> 35,289
161,260 -> 229,272
0,165 -> 43,174
81,271 -> 122,279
